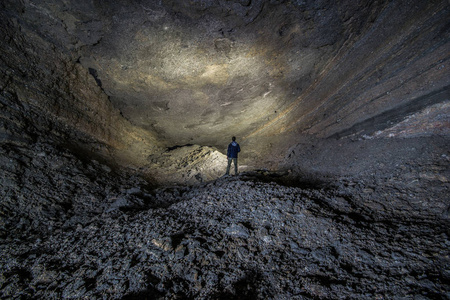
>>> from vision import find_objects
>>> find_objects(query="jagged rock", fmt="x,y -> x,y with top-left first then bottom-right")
1,139 -> 448,298
0,0 -> 449,299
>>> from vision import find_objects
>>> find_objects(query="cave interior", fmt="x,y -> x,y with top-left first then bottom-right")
0,0 -> 449,299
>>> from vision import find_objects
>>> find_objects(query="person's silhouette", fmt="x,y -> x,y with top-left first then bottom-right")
226,136 -> 240,175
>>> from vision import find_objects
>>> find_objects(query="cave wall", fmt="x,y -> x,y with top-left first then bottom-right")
268,0 -> 450,138
0,0 -> 449,182
0,2 -> 449,297
0,1 -> 161,168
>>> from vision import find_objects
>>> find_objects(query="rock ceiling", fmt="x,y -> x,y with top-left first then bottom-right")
1,0 -> 449,168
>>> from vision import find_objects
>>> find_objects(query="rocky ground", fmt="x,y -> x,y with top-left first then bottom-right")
1,139 -> 449,299
1,0 -> 449,298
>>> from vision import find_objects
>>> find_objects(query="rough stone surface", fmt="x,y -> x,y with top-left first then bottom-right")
1,139 -> 448,299
145,144 -> 228,185
0,3 -> 160,168
0,1 -> 449,299
1,0 -> 449,167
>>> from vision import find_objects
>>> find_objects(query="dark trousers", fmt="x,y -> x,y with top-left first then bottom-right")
226,157 -> 238,175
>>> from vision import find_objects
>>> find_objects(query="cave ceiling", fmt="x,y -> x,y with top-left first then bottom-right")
4,0 -> 450,151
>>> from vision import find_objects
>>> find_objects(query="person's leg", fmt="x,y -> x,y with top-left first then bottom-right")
226,157 -> 232,175
233,158 -> 238,175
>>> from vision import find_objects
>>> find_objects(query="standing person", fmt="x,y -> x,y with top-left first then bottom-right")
226,136 -> 240,176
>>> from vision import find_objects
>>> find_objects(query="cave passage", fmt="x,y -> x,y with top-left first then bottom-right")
0,0 -> 449,299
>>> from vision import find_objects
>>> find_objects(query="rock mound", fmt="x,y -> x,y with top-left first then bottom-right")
1,142 -> 448,299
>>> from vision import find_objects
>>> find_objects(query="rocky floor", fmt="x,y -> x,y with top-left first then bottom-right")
0,141 -> 449,299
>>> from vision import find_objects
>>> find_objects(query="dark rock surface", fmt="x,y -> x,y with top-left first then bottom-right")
1,139 -> 448,299
0,0 -> 449,299
1,0 -> 449,165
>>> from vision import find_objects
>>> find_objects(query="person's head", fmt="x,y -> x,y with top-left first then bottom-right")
232,136 -> 236,141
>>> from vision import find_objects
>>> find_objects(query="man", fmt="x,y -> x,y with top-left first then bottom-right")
226,136 -> 240,176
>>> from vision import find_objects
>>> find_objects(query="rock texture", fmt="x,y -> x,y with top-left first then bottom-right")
0,1 -> 449,299
1,0 -> 449,165
1,140 -> 448,299
145,144 -> 227,185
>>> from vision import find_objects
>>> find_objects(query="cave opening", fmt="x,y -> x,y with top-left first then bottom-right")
0,0 -> 449,299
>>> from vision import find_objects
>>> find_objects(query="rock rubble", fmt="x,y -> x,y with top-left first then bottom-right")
1,141 -> 448,299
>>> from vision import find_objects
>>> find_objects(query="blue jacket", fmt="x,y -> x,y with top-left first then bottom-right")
227,141 -> 240,158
